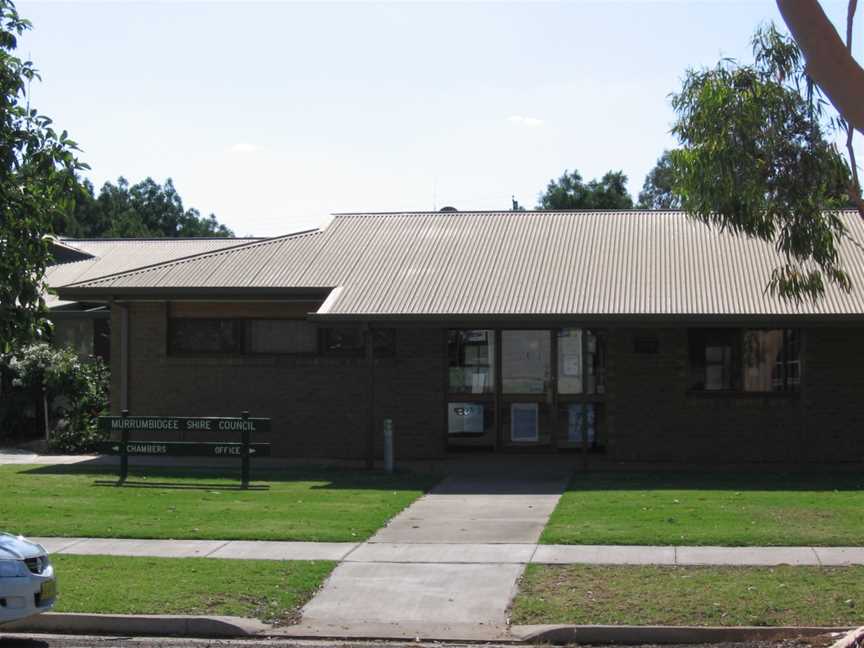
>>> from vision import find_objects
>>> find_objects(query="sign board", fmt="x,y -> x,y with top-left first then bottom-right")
96,441 -> 271,457
97,411 -> 271,487
98,416 -> 271,434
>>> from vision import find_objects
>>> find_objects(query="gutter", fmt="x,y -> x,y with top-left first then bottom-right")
55,287 -> 335,301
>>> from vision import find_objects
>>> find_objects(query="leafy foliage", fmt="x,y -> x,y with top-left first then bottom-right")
56,176 -> 234,238
0,342 -> 109,452
537,169 -> 634,210
669,24 -> 855,301
0,0 -> 87,350
637,151 -> 682,209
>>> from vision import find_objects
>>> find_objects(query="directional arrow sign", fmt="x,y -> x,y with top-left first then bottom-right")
95,442 -> 271,457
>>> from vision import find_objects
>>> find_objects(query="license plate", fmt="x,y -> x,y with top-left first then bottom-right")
40,579 -> 57,601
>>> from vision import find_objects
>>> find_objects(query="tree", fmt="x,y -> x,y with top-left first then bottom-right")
669,24 -> 854,301
637,151 -> 681,210
537,169 -> 633,210
0,0 -> 86,351
61,176 -> 234,238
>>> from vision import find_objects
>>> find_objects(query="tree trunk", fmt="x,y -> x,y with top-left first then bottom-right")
777,0 -> 864,135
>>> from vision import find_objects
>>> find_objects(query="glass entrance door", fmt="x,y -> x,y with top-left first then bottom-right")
501,330 -> 552,447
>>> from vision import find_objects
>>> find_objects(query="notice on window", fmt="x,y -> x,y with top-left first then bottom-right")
448,402 -> 484,435
511,403 -> 539,442
567,404 -> 595,445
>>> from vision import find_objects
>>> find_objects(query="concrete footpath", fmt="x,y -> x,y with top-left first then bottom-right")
33,536 -> 864,567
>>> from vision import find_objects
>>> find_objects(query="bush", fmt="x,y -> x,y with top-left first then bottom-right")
0,343 -> 109,453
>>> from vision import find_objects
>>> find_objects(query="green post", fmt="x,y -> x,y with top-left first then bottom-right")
241,410 -> 250,488
120,409 -> 129,484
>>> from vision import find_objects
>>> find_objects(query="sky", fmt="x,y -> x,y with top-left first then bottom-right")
16,0 -> 864,237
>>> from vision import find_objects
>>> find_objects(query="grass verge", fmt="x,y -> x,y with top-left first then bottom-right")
0,464 -> 438,541
512,564 -> 864,627
542,472 -> 864,546
51,555 -> 334,624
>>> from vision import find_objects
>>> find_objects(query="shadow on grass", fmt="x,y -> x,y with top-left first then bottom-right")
16,462 -> 864,494
18,463 -> 441,491
92,479 -> 270,491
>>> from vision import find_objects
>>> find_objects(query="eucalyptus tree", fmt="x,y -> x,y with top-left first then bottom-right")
0,0 -> 86,350
669,25 -> 855,301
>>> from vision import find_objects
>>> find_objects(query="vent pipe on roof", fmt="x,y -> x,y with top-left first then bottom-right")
439,206 -> 458,212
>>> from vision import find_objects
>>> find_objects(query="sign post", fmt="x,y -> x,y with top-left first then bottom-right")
241,410 -> 250,488
97,412 -> 271,488
120,409 -> 129,483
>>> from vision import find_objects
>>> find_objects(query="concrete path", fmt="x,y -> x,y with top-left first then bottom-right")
33,536 -> 864,567
295,470 -> 570,639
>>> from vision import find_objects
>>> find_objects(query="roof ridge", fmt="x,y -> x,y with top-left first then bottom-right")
330,208 -> 864,219
61,228 -> 321,288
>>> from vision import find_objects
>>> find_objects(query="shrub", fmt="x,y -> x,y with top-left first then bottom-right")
0,343 -> 109,452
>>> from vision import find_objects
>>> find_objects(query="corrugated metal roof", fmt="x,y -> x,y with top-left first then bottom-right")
57,211 -> 864,318
45,237 -> 262,306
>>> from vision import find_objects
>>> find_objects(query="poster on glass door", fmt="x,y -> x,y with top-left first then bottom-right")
448,402 -> 484,435
567,403 -> 595,445
511,403 -> 539,442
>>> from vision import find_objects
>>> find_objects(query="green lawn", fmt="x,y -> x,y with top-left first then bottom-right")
0,465 -> 438,541
512,564 -> 864,627
51,555 -> 333,624
542,472 -> 864,546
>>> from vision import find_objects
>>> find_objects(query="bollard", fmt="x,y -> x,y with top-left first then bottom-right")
383,418 -> 394,474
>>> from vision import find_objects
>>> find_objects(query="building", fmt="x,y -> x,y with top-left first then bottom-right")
46,237 -> 261,359
55,210 -> 864,465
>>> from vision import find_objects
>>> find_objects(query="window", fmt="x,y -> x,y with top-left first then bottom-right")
169,318 -> 319,355
321,327 -> 396,357
689,329 -> 736,391
448,329 -> 495,394
557,328 -> 606,394
502,330 -> 551,394
169,319 -> 240,354
246,319 -> 317,354
743,329 -> 801,392
689,328 -> 800,393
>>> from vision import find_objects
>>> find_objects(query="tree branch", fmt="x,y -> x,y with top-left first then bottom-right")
844,0 -> 864,218
777,0 -> 864,135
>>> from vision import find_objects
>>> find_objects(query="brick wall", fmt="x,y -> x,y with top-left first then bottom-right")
112,305 -> 863,464
111,303 -> 446,460
606,327 -> 864,464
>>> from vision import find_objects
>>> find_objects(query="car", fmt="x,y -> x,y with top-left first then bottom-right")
0,533 -> 56,625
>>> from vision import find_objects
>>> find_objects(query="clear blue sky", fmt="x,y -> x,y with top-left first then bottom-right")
18,1 -> 862,236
